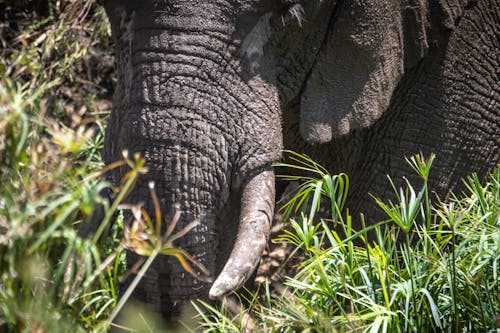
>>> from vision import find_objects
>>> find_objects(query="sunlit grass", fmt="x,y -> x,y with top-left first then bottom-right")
0,69 -> 207,333
197,152 -> 499,332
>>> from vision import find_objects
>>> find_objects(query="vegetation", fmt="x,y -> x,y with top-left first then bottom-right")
0,1 -> 200,331
1,1 -> 498,332
1,1 -> 116,331
196,153 -> 499,332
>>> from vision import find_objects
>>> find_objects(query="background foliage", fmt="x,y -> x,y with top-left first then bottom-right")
0,0 -> 121,331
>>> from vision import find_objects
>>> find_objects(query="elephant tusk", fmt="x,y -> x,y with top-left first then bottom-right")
209,168 -> 275,300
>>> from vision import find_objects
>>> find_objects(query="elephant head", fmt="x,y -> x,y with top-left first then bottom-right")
101,0 -> 495,318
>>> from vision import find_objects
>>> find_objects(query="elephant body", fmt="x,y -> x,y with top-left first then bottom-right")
101,0 -> 499,319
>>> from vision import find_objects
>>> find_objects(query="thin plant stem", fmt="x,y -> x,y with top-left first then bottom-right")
92,172 -> 137,244
82,244 -> 125,290
102,246 -> 159,332
406,232 -> 418,331
451,224 -> 458,332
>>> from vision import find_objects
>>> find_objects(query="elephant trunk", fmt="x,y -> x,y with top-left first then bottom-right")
209,169 -> 275,300
103,1 -> 283,315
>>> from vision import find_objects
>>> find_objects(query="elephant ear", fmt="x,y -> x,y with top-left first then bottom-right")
300,0 -> 429,143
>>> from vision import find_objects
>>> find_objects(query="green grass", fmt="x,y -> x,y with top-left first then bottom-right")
197,153 -> 499,332
0,1 -> 122,330
0,75 -> 151,331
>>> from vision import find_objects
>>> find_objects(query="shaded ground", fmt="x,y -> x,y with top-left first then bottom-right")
0,0 -> 114,128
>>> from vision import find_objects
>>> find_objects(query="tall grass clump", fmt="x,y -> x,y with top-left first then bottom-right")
0,78 -> 208,331
1,1 -> 117,330
0,77 -> 145,331
196,152 -> 498,332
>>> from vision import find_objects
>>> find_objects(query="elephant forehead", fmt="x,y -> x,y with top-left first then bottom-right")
108,0 -> 281,37
332,0 -> 402,48
131,30 -> 235,62
111,1 -> 235,33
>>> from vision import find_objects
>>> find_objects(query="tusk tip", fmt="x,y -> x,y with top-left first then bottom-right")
208,272 -> 241,300
208,287 -> 224,300
208,282 -> 229,300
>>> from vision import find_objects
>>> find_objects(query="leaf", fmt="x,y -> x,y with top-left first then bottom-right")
419,288 -> 443,330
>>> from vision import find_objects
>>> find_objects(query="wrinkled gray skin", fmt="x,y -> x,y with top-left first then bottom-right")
101,0 -> 499,319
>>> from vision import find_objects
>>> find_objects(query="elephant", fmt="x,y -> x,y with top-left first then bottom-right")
100,0 -> 499,320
